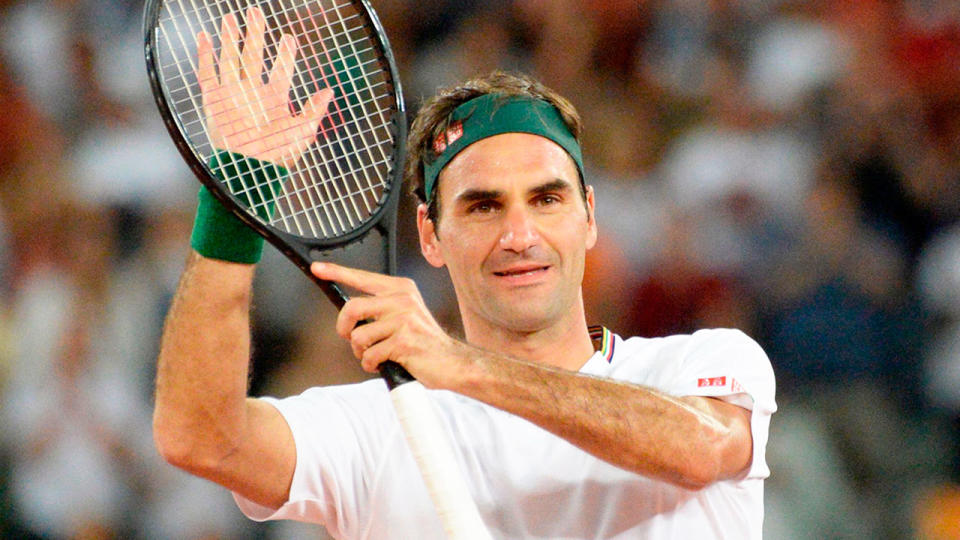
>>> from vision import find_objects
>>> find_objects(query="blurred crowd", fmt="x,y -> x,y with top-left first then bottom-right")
0,0 -> 958,538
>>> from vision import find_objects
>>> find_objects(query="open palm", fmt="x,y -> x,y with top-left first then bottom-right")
196,7 -> 333,170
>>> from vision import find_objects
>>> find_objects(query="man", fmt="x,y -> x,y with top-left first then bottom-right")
154,9 -> 776,539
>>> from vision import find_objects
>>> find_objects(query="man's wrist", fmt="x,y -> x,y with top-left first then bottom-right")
190,185 -> 265,263
189,151 -> 289,264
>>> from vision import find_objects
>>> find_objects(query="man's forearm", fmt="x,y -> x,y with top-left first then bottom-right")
153,251 -> 257,469
451,349 -> 752,489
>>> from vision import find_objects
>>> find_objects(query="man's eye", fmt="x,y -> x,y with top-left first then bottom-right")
535,194 -> 561,206
469,201 -> 498,214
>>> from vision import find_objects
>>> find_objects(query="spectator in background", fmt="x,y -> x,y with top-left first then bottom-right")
409,3 -> 526,103
763,174 -> 936,539
917,221 -> 960,478
626,210 -> 754,338
0,0 -> 85,130
1,204 -> 147,538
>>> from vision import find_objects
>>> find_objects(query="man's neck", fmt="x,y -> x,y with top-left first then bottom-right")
460,300 -> 595,372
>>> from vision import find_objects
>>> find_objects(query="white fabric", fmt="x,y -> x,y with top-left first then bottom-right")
235,328 -> 776,539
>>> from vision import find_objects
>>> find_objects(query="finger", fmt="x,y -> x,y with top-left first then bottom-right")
301,87 -> 335,126
335,297 -> 368,341
312,262 -> 415,297
267,34 -> 298,98
348,317 -> 394,360
277,87 -> 335,163
279,87 -> 335,159
294,88 -> 335,145
196,31 -> 219,95
336,294 -> 398,340
360,337 -> 397,374
219,13 -> 242,87
240,7 -> 267,83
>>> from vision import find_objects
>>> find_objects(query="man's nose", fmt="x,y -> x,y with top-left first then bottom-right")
498,206 -> 540,252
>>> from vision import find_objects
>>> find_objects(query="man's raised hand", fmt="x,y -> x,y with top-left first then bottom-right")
196,7 -> 334,169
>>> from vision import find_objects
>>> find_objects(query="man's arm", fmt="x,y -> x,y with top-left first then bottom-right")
153,7 -> 335,509
153,252 -> 296,509
314,261 -> 754,490
451,354 -> 753,489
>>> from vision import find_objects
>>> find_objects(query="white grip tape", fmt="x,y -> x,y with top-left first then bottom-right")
390,381 -> 493,540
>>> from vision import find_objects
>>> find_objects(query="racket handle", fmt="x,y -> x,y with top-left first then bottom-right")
378,360 -> 415,389
390,381 -> 493,540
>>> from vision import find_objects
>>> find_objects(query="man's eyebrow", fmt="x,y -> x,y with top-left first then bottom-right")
530,178 -> 575,196
455,188 -> 504,204
454,179 -> 575,205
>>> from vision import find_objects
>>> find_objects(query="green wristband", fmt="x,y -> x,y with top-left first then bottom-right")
190,151 -> 289,264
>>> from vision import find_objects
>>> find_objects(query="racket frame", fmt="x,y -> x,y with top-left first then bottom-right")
143,0 -> 407,313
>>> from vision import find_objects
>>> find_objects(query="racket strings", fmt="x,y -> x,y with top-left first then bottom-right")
282,0 -> 376,233
277,0 -> 395,209
275,156 -> 394,223
250,0 -> 389,235
156,0 -> 398,239
322,0 -> 393,190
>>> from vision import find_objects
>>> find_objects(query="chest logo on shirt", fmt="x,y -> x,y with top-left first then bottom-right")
698,376 -> 726,388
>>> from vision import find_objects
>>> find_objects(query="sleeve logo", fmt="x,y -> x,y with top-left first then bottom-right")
697,376 -> 726,388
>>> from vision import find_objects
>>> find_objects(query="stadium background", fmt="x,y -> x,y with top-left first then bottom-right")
1,0 -> 959,538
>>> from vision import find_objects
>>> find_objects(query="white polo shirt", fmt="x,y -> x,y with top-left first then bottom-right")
235,328 -> 777,539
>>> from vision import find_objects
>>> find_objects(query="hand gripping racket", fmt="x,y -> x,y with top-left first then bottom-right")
143,2 -> 490,537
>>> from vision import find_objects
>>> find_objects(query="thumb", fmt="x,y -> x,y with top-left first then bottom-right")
303,88 -> 335,134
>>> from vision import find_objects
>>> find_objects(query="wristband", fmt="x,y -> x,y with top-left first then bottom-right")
190,151 -> 289,264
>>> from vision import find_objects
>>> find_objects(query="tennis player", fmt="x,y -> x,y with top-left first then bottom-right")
154,19 -> 776,539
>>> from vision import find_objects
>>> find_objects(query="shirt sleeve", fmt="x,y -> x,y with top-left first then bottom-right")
232,380 -> 400,536
673,328 -> 778,480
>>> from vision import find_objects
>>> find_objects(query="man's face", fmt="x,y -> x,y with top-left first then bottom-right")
417,132 -> 597,333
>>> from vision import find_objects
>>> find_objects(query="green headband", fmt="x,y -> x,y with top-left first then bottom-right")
423,93 -> 584,202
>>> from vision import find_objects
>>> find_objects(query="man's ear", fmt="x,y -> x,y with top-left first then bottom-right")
417,203 -> 445,268
585,185 -> 598,250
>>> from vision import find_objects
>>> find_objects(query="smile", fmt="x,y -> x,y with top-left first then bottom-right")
492,265 -> 550,278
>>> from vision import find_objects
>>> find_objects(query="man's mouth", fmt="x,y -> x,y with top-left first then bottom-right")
492,265 -> 549,277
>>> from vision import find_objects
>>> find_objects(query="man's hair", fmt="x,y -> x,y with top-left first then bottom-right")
405,71 -> 584,223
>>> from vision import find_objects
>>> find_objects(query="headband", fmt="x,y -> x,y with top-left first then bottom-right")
422,93 -> 584,202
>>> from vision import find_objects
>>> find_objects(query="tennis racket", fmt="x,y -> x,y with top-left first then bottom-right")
143,2 -> 490,538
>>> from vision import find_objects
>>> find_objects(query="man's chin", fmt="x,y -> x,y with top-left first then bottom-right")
485,303 -> 561,334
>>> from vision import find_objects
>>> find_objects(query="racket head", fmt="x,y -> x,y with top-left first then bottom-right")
143,0 -> 406,265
